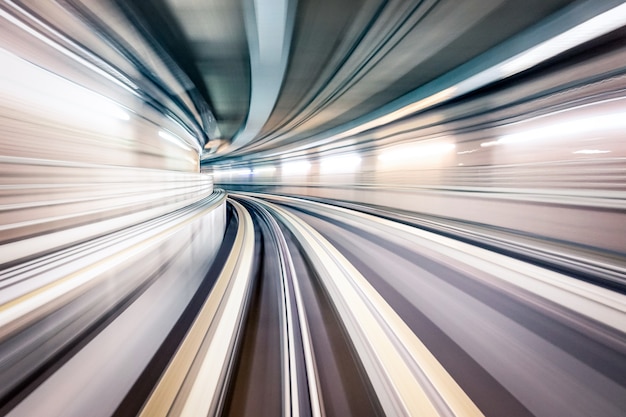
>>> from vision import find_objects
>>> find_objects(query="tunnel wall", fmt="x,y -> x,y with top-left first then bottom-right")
215,40 -> 626,256
221,182 -> 625,255
0,1 -> 222,266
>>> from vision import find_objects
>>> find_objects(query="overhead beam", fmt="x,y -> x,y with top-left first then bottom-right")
206,0 -> 296,158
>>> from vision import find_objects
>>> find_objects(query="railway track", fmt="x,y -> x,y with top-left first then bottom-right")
0,192 -> 624,416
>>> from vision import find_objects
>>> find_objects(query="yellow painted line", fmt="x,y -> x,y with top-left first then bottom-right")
265,193 -> 626,334
139,199 -> 255,417
235,193 -> 323,417
0,194 -> 226,340
262,199 -> 484,417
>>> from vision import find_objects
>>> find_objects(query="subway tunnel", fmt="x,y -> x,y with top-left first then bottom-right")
0,0 -> 625,416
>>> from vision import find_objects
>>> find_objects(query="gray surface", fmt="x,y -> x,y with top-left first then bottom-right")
292,208 -> 626,417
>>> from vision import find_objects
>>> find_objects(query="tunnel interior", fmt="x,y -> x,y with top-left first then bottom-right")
0,0 -> 625,416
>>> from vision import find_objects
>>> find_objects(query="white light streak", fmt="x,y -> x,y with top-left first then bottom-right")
378,142 -> 456,162
494,112 -> 626,146
282,160 -> 311,175
159,130 -> 192,151
573,149 -> 611,154
0,47 -> 130,123
0,4 -> 137,93
259,2 -> 626,160
320,154 -> 361,174
232,168 -> 253,176
252,165 -> 277,175
500,3 -> 626,77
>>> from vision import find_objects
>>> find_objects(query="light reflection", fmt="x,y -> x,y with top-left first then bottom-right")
378,142 -> 456,162
499,113 -> 626,145
159,130 -> 193,151
483,112 -> 626,148
499,2 -> 626,77
573,149 -> 611,154
0,47 -> 130,123
234,168 -> 253,176
320,154 -> 361,174
252,165 -> 277,175
282,160 -> 311,175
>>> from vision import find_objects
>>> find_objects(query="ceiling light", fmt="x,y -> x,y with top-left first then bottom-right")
282,160 -> 311,175
320,154 -> 361,174
252,165 -> 277,175
378,142 -> 456,162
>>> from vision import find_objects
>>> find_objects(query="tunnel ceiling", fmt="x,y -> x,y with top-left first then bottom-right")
124,0 -> 580,162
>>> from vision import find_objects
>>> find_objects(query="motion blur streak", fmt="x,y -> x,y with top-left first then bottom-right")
1,0 -> 626,417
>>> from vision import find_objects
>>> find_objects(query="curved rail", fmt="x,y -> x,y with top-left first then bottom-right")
0,192 -> 226,416
137,198 -> 255,417
235,195 -> 323,417
235,193 -> 483,417
230,192 -> 626,417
